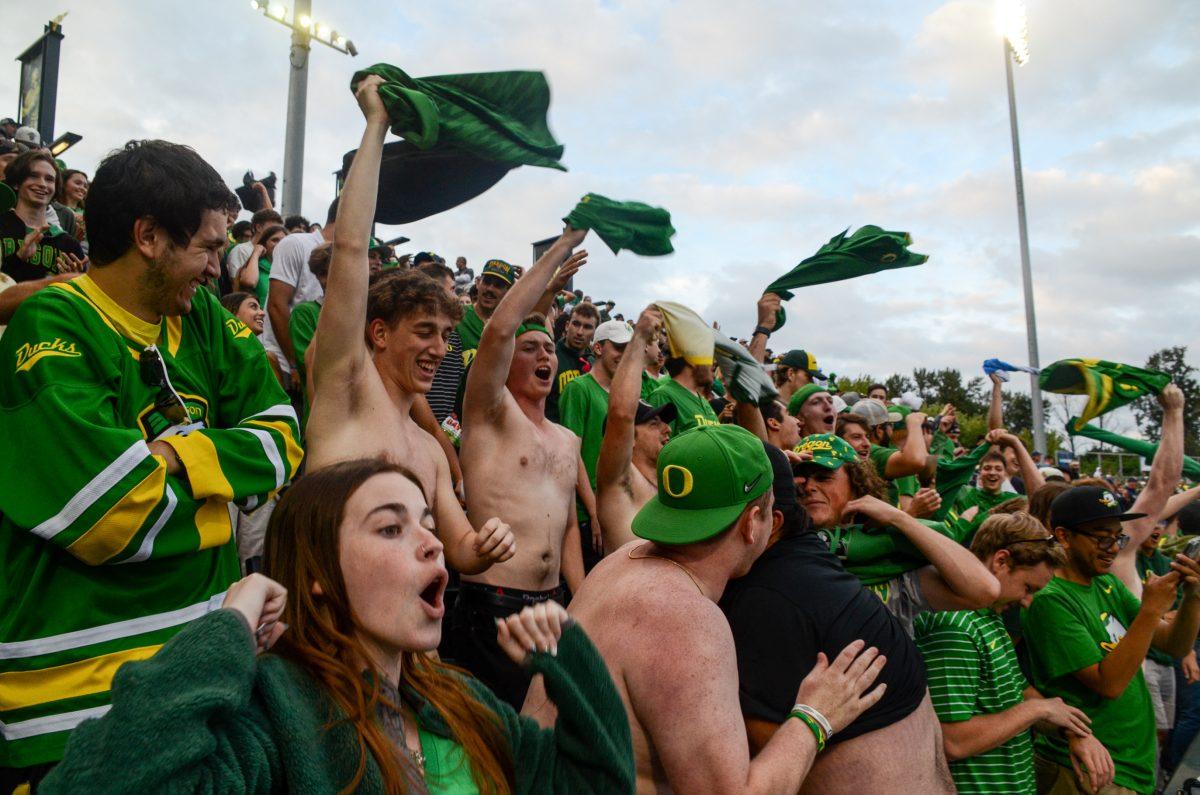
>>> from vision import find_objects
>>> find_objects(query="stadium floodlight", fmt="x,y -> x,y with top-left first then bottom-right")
996,0 -> 1029,65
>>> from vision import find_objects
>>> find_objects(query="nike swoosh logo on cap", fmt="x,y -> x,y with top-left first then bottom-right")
744,473 -> 763,494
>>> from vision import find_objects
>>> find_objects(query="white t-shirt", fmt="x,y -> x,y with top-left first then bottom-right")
225,242 -> 254,285
261,230 -> 326,373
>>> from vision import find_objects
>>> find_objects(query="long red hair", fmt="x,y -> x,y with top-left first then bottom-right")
263,458 -> 515,794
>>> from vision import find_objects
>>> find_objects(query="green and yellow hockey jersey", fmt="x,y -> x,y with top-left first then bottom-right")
0,274 -> 303,767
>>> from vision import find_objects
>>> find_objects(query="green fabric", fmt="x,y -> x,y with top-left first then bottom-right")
289,300 -> 321,433
915,609 -> 1035,794
254,256 -> 271,307
787,382 -> 826,416
929,430 -> 957,462
1039,359 -> 1171,432
797,434 -> 861,470
352,64 -> 566,171
417,726 -> 478,793
818,519 -> 965,587
0,277 -> 300,767
42,609 -> 635,794
933,442 -> 993,522
865,443 -> 917,506
1137,550 -> 1179,665
951,487 -> 1022,538
456,304 -> 485,368
559,373 -> 609,487
647,376 -> 719,437
1070,421 -> 1200,480
1022,574 -> 1156,793
563,193 -> 675,256
766,225 -> 929,331
547,340 -> 592,424
640,371 -> 659,401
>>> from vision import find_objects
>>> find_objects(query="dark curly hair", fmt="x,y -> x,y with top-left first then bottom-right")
366,269 -> 463,342
844,458 -> 889,502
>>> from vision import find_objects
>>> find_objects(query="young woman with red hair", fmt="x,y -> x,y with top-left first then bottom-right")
41,458 -> 634,793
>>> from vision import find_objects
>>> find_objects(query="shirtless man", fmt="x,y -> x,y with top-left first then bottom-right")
525,424 -> 890,793
305,76 -> 515,575
455,225 -> 589,707
594,306 -> 674,552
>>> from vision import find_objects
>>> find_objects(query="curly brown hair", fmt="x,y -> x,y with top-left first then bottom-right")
844,458 -> 889,502
366,269 -> 463,340
1027,480 -> 1071,529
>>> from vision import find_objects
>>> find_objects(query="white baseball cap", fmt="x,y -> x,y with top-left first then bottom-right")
594,319 -> 633,345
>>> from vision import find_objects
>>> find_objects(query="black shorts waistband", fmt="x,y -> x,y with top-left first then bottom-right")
458,581 -> 566,612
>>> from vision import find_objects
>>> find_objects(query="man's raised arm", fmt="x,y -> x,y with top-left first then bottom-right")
311,76 -> 388,392
596,307 -> 660,497
465,227 -> 588,417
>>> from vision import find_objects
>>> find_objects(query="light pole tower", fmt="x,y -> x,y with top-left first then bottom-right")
249,1 -> 357,216
997,0 -> 1047,454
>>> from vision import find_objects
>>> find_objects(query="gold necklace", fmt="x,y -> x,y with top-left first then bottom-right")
628,544 -> 706,596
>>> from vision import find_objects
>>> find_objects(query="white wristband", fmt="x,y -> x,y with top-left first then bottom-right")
792,703 -> 833,739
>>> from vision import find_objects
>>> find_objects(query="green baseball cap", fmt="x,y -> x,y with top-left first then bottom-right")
890,404 -> 912,430
787,383 -> 828,416
632,425 -> 773,545
794,433 -> 860,470
482,258 -> 518,286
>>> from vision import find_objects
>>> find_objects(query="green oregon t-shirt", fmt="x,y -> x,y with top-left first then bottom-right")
1022,574 -> 1156,793
1137,550 -> 1179,666
953,487 -> 1021,540
868,443 -> 918,507
916,609 -> 1036,794
559,373 -> 609,486
647,377 -> 719,437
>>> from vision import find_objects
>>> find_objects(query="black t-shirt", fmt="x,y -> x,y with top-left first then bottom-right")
720,529 -> 928,744
0,210 -> 84,282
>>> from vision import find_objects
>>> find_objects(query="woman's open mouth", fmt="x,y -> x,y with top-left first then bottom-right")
418,570 -> 448,619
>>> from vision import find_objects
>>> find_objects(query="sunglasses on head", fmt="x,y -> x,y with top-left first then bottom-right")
139,345 -> 189,425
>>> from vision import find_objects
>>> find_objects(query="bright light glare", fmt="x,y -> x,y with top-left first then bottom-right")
268,3 -> 287,21
316,23 -> 332,40
996,0 -> 1029,65
250,0 -> 262,10
299,14 -> 311,28
334,35 -> 347,49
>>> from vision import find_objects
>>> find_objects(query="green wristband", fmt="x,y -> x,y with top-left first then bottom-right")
788,709 -> 827,752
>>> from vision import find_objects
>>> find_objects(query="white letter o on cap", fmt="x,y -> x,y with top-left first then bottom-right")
663,465 -> 694,498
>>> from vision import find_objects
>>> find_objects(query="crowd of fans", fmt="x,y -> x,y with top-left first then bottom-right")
2,78 -> 1199,795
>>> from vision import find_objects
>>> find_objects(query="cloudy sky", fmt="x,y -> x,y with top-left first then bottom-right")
4,1 -> 1197,422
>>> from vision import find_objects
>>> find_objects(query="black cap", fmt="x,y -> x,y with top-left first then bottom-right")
1177,503 -> 1200,536
413,251 -> 437,265
635,400 -> 677,426
1049,485 -> 1146,530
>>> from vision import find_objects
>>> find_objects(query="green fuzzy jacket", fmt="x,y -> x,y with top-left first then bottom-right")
41,609 -> 634,794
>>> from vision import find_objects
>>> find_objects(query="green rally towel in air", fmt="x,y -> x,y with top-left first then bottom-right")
764,225 -> 928,331
1069,421 -> 1200,480
1039,359 -> 1171,432
932,442 -> 992,522
563,193 -> 675,256
352,64 -> 566,171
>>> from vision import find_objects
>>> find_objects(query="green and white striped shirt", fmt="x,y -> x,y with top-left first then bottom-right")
915,608 -> 1035,794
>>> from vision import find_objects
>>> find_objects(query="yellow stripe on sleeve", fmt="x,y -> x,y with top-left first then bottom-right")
162,433 -> 234,501
65,463 -> 167,565
247,419 -> 305,477
194,497 -> 234,550
0,645 -> 162,710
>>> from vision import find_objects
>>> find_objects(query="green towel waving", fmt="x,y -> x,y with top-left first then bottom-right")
352,64 -> 566,171
564,193 -> 675,256
1039,359 -> 1170,431
765,225 -> 928,331
1069,421 -> 1200,479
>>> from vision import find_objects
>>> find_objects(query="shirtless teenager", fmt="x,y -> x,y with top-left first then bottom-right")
455,226 -> 590,707
525,424 -> 890,793
305,76 -> 515,575
594,306 -> 674,552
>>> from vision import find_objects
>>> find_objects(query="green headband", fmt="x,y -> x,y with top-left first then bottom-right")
515,323 -> 551,339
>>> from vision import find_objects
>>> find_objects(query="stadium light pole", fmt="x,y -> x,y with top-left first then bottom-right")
997,0 -> 1046,455
248,0 -> 357,216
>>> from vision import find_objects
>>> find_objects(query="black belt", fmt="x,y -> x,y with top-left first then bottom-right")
458,581 -> 566,612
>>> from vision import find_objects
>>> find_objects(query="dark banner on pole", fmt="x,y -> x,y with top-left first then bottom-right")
16,21 -> 65,144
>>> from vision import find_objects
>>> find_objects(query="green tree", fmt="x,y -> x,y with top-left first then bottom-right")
911,367 -> 987,415
1132,346 -> 1200,457
884,373 -> 915,399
